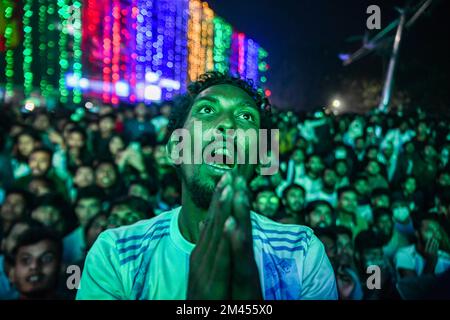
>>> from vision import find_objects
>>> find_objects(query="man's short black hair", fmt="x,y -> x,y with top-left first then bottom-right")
11,226 -> 63,264
371,187 -> 390,199
333,225 -> 353,240
337,186 -> 357,199
372,208 -> 392,223
30,146 -> 53,158
354,230 -> 385,255
75,186 -> 104,205
282,184 -> 305,199
305,200 -> 334,215
167,71 -> 272,138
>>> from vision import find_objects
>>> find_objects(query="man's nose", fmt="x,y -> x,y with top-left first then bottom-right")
216,114 -> 236,134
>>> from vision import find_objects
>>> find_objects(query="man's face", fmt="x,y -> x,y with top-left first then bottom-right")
10,240 -> 60,298
354,179 -> 369,197
366,161 -> 380,176
99,117 -> 114,133
307,156 -> 324,176
291,149 -> 305,163
0,193 -> 26,222
86,215 -> 108,250
67,131 -> 84,149
338,191 -> 358,213
129,184 -> 151,202
405,142 -> 415,155
177,84 -> 260,209
17,134 -> 35,158
29,151 -> 51,177
307,204 -> 332,228
438,173 -> 450,187
372,195 -> 390,209
336,233 -> 354,258
31,206 -> 64,234
95,163 -> 117,188
162,185 -> 181,206
33,114 -> 50,131
323,169 -> 338,188
28,179 -> 51,196
254,191 -> 280,218
361,248 -> 384,269
74,166 -> 94,188
335,161 -> 348,177
107,204 -> 144,228
376,214 -> 393,240
75,198 -> 101,226
419,220 -> 442,245
403,177 -> 416,194
284,188 -> 304,213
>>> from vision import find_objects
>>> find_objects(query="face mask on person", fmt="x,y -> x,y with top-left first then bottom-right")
393,207 -> 410,222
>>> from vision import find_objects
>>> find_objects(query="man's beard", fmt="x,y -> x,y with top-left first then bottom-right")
185,175 -> 215,210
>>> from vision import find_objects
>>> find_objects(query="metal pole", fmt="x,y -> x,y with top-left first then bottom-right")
378,10 -> 406,112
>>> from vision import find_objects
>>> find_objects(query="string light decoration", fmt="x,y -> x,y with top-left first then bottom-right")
128,0 -> 138,102
246,39 -> 259,85
3,0 -> 15,95
202,2 -> 214,72
46,1 -> 58,97
23,0 -> 34,96
68,0 -> 269,103
57,0 -> 70,102
188,0 -> 202,81
38,0 -> 48,96
102,0 -> 112,103
258,47 -> 269,85
212,16 -> 232,74
72,0 -> 83,103
111,0 -> 121,105
174,0 -> 189,94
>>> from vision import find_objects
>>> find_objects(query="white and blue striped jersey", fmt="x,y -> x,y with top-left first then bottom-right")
76,207 -> 337,300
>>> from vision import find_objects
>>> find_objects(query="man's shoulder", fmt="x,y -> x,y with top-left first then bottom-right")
250,212 -> 315,254
100,209 -> 176,245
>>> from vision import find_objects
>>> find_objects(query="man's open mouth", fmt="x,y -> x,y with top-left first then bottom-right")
27,274 -> 44,284
205,146 -> 236,171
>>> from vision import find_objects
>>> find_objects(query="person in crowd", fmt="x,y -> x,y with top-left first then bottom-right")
123,103 -> 156,142
0,189 -> 33,235
15,147 -> 68,199
7,226 -> 63,299
355,230 -> 399,299
0,219 -> 44,299
77,71 -> 337,300
252,187 -> 281,220
371,208 -> 410,261
336,187 -> 368,237
296,154 -> 324,199
278,184 -> 306,225
395,213 -> 450,278
304,200 -> 334,229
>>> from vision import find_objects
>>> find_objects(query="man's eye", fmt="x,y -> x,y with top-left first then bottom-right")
238,113 -> 255,122
198,106 -> 214,114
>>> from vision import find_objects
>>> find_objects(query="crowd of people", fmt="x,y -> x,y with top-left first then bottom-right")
0,89 -> 449,300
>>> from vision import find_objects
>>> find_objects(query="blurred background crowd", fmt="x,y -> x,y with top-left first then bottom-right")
0,93 -> 449,300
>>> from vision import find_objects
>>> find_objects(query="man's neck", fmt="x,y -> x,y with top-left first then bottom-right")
178,186 -> 208,244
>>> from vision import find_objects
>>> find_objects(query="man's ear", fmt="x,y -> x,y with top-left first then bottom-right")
165,136 -> 179,167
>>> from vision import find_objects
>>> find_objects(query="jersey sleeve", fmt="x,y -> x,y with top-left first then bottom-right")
301,235 -> 338,300
76,231 -> 125,300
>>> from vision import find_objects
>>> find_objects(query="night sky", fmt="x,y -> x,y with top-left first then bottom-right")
207,0 -> 450,112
